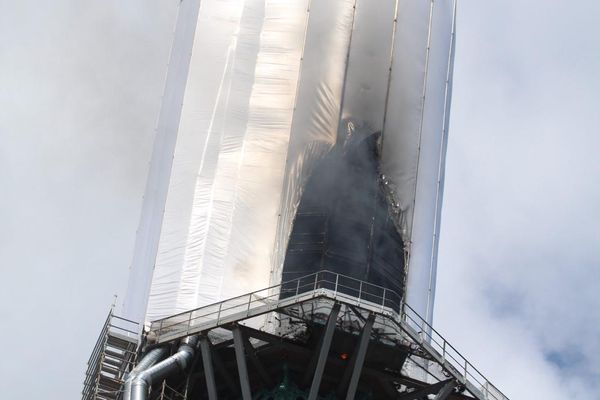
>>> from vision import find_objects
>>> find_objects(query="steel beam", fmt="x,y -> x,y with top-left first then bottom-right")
236,324 -> 443,399
397,379 -> 454,400
337,312 -> 375,396
183,346 -> 202,399
348,304 -> 368,323
236,321 -> 447,399
199,337 -> 218,400
301,324 -> 326,386
233,326 -> 252,400
307,303 -> 341,400
237,325 -> 282,345
301,303 -> 339,386
344,314 -> 375,400
242,332 -> 274,388
433,380 -> 455,400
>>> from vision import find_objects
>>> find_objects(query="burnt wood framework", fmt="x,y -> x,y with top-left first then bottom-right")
282,128 -> 406,300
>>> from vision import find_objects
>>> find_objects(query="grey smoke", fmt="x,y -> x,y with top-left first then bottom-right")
0,1 -> 178,398
0,1 -> 598,399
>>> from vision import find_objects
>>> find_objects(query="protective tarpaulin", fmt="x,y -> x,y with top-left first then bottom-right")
123,0 -> 457,326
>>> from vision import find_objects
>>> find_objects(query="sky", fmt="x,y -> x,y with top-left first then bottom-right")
0,0 -> 598,399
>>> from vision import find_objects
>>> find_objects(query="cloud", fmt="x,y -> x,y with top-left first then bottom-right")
0,1 -> 177,398
436,1 -> 600,398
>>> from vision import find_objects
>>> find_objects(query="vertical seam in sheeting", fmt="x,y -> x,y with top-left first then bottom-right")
196,45 -> 236,194
411,0 -> 435,237
406,0 -> 435,320
269,0 -> 312,287
175,0 -> 246,313
381,0 -> 401,143
150,0 -> 210,319
336,0 -> 359,129
381,0 -> 403,302
211,0 -> 265,303
426,0 -> 457,325
126,0 -> 185,320
123,0 -> 201,323
183,42 -> 237,312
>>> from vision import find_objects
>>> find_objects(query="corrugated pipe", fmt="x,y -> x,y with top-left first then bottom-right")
123,336 -> 198,400
123,347 -> 168,400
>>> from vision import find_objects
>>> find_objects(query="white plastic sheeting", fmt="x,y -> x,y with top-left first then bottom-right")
122,0 -> 201,324
123,0 -> 456,325
381,0 -> 457,325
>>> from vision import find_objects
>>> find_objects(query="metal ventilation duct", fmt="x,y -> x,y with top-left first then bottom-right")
124,336 -> 198,400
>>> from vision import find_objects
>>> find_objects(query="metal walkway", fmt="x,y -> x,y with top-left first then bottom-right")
82,310 -> 140,400
149,271 -> 508,400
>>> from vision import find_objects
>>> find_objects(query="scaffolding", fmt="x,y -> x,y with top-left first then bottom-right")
83,271 -> 508,399
82,309 -> 140,400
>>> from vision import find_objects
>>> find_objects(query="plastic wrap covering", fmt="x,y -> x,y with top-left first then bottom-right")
144,0 -> 311,322
124,0 -> 456,326
271,0 -> 355,286
381,0 -> 457,324
122,0 -> 201,323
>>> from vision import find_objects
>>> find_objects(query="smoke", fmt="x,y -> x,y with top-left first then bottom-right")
0,1 -> 178,398
435,1 -> 600,398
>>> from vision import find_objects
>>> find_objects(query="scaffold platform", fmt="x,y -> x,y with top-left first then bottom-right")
83,271 -> 507,400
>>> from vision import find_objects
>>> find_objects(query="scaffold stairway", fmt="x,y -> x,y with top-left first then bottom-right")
82,309 -> 140,400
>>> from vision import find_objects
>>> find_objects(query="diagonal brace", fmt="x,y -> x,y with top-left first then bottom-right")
433,379 -> 456,400
307,303 -> 341,400
199,336 -> 218,400
242,331 -> 274,388
397,379 -> 454,400
233,325 -> 252,400
344,313 -> 375,400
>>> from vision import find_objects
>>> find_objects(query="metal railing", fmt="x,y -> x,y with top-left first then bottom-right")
156,381 -> 186,400
149,270 -> 508,400
107,313 -> 140,341
82,309 -> 140,400
401,303 -> 507,400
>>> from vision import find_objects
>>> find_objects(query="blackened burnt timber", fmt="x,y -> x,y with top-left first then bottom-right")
282,124 -> 405,299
